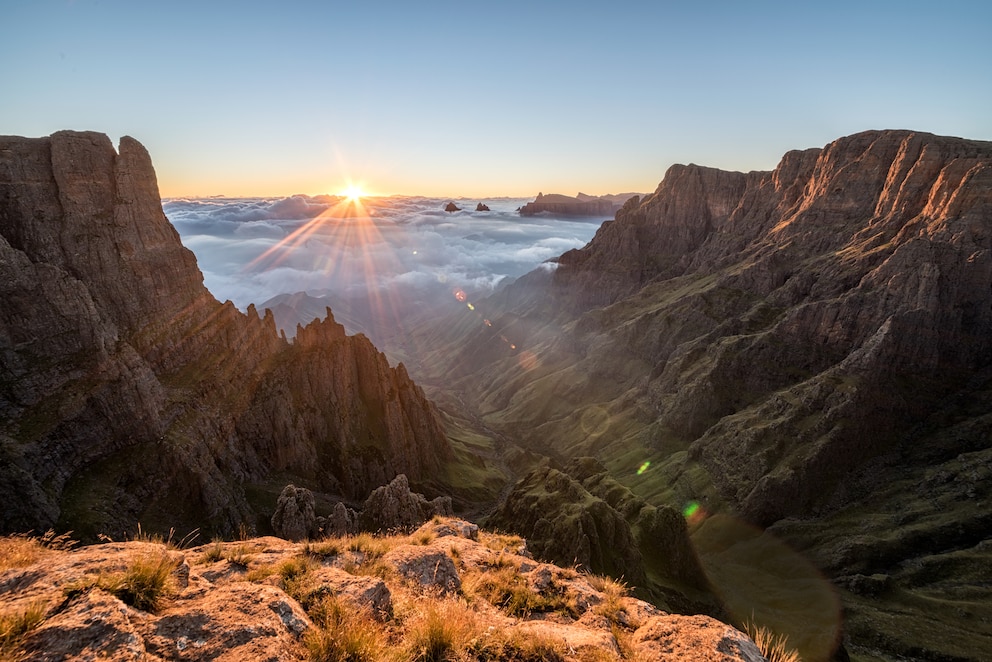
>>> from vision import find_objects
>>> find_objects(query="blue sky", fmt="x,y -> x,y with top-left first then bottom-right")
3,1 -> 990,197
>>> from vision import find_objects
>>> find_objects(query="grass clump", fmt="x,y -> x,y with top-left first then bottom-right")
199,539 -> 225,564
97,551 -> 178,612
745,622 -> 801,662
224,543 -> 254,568
0,530 -> 77,572
0,601 -> 47,660
464,565 -> 577,618
304,595 -> 386,662
303,539 -> 342,559
479,531 -> 526,555
404,600 -> 464,662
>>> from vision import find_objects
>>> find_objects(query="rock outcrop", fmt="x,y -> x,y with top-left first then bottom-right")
519,192 -> 630,217
271,485 -> 318,541
475,202 -> 491,211
0,131 -> 450,539
486,458 -> 712,614
444,201 -> 461,212
0,519 -> 773,661
357,473 -> 453,533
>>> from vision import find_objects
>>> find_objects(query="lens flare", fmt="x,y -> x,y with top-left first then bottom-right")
637,461 -> 651,475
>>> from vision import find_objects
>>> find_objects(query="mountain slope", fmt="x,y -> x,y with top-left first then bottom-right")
0,131 -> 450,539
408,129 -> 992,660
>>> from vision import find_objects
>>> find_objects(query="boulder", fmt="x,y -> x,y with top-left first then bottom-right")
270,484 -> 317,541
358,474 -> 452,533
382,544 -> 461,594
632,614 -> 767,661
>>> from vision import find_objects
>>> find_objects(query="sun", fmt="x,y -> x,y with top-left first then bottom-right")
340,184 -> 366,201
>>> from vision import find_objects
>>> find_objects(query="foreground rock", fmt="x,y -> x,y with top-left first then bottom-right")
0,519 -> 772,661
0,131 -> 450,539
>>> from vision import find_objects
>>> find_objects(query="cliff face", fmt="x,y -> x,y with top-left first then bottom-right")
519,192 -> 625,217
407,130 -> 992,659
0,131 -> 449,538
549,130 -> 992,522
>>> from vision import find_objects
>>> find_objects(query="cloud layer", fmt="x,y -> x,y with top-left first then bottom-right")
165,195 -> 605,314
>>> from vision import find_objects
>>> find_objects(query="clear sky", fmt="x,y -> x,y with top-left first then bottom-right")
3,1 -> 990,197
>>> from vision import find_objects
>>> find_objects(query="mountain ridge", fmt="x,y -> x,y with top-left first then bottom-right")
0,131 -> 450,539
406,128 -> 992,660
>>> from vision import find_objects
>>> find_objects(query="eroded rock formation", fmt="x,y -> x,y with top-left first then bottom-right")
0,131 -> 450,539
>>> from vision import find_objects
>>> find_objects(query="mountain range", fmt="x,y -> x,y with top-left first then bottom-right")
2,128 -> 991,660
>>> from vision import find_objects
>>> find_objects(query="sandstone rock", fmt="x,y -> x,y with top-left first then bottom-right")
382,544 -> 461,594
475,202 -> 490,211
632,614 -> 767,661
444,202 -> 460,212
308,566 -> 393,620
271,484 -> 317,541
358,474 -> 452,533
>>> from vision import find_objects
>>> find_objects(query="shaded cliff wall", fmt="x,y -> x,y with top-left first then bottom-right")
0,131 -> 449,537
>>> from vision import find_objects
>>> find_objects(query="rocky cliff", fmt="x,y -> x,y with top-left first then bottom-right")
519,192 -> 626,217
408,129 -> 992,660
0,131 -> 449,539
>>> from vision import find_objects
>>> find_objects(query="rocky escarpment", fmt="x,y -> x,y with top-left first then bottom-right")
0,131 -> 449,539
0,519 -> 771,662
408,130 -> 992,660
519,192 -> 626,217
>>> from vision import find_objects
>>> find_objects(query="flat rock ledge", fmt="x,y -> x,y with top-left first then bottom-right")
0,519 -> 769,661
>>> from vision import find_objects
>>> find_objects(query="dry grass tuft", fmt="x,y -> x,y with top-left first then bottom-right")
0,601 -> 47,660
745,622 -> 801,662
0,530 -> 77,572
479,531 -> 526,555
199,539 -> 225,564
303,539 -> 342,559
224,543 -> 254,568
98,551 -> 178,612
304,594 -> 386,662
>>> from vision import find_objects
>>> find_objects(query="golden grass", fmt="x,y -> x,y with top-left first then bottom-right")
304,594 -> 386,662
745,622 -> 801,662
0,530 -> 77,572
0,601 -> 47,660
96,551 -> 178,613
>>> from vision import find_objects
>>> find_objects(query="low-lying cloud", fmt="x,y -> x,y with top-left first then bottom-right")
164,194 -> 605,314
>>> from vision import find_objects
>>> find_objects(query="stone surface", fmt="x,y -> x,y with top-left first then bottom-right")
382,544 -> 462,594
632,614 -> 767,661
444,201 -> 460,212
358,474 -> 453,533
475,202 -> 490,211
0,131 -> 450,539
271,485 -> 317,541
1,518 -> 772,661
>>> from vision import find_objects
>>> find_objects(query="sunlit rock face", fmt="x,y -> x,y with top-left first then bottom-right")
0,131 -> 449,539
413,129 -> 992,659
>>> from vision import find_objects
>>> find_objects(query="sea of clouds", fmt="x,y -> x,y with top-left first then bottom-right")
164,194 -> 605,316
